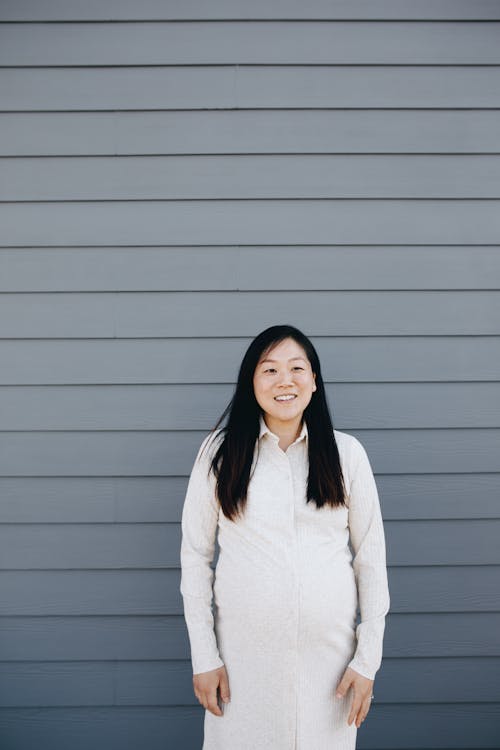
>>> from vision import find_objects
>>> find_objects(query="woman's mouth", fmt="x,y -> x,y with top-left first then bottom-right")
274,394 -> 297,402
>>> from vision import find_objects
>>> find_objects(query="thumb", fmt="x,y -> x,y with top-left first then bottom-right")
335,669 -> 353,699
219,670 -> 231,703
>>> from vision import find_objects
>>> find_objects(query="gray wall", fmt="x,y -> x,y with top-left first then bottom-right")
0,2 -> 499,748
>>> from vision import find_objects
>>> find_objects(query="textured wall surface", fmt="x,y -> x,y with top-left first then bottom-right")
0,2 -> 499,748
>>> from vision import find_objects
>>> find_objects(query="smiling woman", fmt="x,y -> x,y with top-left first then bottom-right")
180,324 -> 390,750
253,339 -> 317,453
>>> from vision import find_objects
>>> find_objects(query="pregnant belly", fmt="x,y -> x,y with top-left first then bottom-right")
299,556 -> 358,646
213,550 -> 358,643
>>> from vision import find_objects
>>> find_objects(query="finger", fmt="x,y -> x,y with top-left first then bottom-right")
198,690 -> 208,709
356,709 -> 368,728
347,691 -> 362,726
219,672 -> 231,703
335,670 -> 353,699
355,695 -> 371,728
207,693 -> 223,716
198,689 -> 211,711
194,687 -> 206,708
205,685 -> 223,716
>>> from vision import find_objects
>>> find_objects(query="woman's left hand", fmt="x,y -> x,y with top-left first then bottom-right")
335,666 -> 374,728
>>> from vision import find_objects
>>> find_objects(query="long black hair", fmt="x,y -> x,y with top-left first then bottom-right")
202,324 -> 347,521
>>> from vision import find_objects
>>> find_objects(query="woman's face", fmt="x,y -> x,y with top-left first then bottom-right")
253,337 -> 317,428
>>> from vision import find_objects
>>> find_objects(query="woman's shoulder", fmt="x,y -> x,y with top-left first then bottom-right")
333,428 -> 368,466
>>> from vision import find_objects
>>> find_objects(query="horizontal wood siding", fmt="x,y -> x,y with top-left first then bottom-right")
2,67 -> 500,110
0,4 -> 499,749
1,383 -> 500,428
0,0 -> 500,21
1,566 -> 499,614
0,705 -> 497,750
3,111 -> 500,155
1,520 -> 500,567
4,155 -> 500,199
1,657 -> 499,705
2,22 -> 500,64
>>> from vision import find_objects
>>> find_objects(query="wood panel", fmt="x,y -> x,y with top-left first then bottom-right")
3,155 -> 500,200
0,290 -> 498,338
0,615 -> 188,660
2,201 -> 500,246
2,66 -> 500,110
2,0 -> 500,21
0,566 -> 498,615
0,706 -> 205,750
0,704 -> 498,750
0,429 -> 498,476
3,111 -> 500,155
1,474 -> 499,523
0,657 -> 498,706
2,248 -> 499,292
1,22 -> 500,65
0,336 -> 498,383
0,519 -> 498,569
1,613 -> 498,661
0,383 -> 499,429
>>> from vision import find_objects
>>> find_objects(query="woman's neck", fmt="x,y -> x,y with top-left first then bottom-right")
263,414 -> 303,452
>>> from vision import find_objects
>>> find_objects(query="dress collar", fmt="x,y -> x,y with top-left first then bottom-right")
258,412 -> 308,445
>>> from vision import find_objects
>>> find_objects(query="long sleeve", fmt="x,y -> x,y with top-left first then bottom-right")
180,431 -> 225,675
346,436 -> 390,681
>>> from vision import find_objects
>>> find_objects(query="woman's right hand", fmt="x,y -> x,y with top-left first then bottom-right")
193,665 -> 231,716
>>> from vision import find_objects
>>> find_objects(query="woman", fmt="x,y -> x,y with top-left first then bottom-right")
180,324 -> 390,750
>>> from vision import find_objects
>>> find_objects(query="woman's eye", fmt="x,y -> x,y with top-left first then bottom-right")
263,367 -> 303,373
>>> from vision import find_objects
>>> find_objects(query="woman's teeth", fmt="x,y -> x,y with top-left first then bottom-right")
275,395 -> 296,401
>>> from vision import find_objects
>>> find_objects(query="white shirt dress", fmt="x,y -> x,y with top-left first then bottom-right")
180,414 -> 390,750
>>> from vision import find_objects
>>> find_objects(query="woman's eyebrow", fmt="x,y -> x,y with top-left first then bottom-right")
259,357 -> 306,364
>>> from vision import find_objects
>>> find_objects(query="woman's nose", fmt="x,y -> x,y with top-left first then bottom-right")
277,372 -> 294,386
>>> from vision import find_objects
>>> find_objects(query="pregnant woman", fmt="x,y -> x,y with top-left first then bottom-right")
180,324 -> 390,749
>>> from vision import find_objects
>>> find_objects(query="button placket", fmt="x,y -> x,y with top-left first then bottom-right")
286,448 -> 300,750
